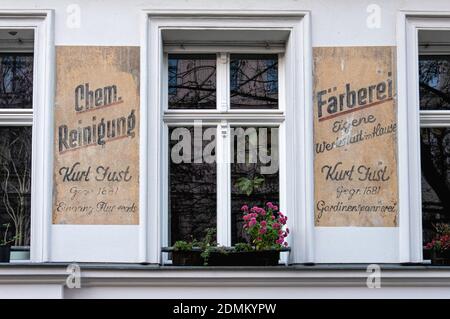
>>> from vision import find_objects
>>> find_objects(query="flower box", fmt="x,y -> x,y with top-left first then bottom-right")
161,246 -> 290,266
171,248 -> 204,266
207,248 -> 289,266
429,249 -> 450,266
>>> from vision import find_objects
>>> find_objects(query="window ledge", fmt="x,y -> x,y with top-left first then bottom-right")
1,263 -> 450,287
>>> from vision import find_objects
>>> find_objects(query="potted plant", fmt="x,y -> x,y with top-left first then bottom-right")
0,223 -> 17,263
424,223 -> 450,265
165,228 -> 217,266
206,202 -> 290,266
171,240 -> 203,266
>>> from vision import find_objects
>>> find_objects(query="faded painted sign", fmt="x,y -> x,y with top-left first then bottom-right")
53,46 -> 139,225
314,46 -> 398,227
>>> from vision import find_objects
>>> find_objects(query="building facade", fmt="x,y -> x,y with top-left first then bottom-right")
0,0 -> 450,298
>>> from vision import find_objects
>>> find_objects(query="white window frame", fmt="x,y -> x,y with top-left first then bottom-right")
397,12 -> 450,263
163,51 -> 284,252
141,10 -> 313,264
0,11 -> 54,262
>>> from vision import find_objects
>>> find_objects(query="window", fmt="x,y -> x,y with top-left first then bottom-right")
147,14 -> 312,264
0,29 -> 34,259
418,30 -> 450,258
164,52 -> 282,247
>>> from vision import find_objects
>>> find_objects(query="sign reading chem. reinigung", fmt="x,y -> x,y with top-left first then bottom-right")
53,46 -> 139,225
314,46 -> 398,227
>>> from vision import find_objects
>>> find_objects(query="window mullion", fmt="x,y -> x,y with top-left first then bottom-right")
216,52 -> 231,246
216,52 -> 229,112
216,121 -> 231,246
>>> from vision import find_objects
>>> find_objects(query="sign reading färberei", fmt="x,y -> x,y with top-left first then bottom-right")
53,46 -> 139,225
314,46 -> 398,227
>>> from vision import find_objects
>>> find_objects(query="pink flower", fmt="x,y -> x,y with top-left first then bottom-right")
271,215 -> 275,220
273,222 -> 280,230
286,228 -> 290,234
278,230 -> 283,235
260,209 -> 266,216
243,214 -> 251,221
266,202 -> 273,208
276,238 -> 284,245
273,205 -> 278,211
249,218 -> 257,227
259,227 -> 267,235
261,220 -> 267,227
241,205 -> 249,212
251,206 -> 259,213
284,242 -> 289,247
256,237 -> 262,241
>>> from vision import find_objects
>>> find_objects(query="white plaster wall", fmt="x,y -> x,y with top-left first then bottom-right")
0,0 -> 448,47
1,0 -> 450,264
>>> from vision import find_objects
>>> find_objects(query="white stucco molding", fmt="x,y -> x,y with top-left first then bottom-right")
1,265 -> 450,288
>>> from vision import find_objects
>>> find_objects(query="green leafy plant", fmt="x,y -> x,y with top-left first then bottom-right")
173,240 -> 199,252
434,223 -> 450,237
234,242 -> 253,252
200,227 -> 217,265
235,176 -> 265,196
0,223 -> 18,246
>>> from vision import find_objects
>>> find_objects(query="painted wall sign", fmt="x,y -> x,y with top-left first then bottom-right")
313,46 -> 398,227
53,46 -> 140,225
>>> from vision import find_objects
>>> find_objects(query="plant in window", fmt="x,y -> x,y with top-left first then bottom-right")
424,223 -> 450,265
0,128 -> 32,247
241,202 -> 289,251
235,176 -> 265,196
0,223 -> 18,262
170,227 -> 217,266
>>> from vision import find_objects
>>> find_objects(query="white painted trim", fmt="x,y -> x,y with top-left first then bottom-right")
216,123 -> 231,246
420,111 -> 450,127
397,12 -> 450,263
0,10 -> 54,263
143,10 -> 312,264
0,109 -> 33,125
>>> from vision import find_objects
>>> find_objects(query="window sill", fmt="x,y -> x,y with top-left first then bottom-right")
1,262 -> 450,288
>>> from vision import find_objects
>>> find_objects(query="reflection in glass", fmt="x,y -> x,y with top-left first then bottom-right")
419,55 -> 450,110
168,54 -> 216,109
168,126 -> 216,244
0,54 -> 33,109
231,126 -> 279,244
421,127 -> 450,250
0,127 -> 32,246
230,54 -> 278,109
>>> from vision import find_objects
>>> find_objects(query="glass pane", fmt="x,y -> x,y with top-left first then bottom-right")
231,126 -> 279,244
0,54 -> 33,108
168,54 -> 216,109
0,127 -> 32,247
168,126 -> 217,244
419,55 -> 450,110
230,54 -> 278,109
421,127 -> 450,253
